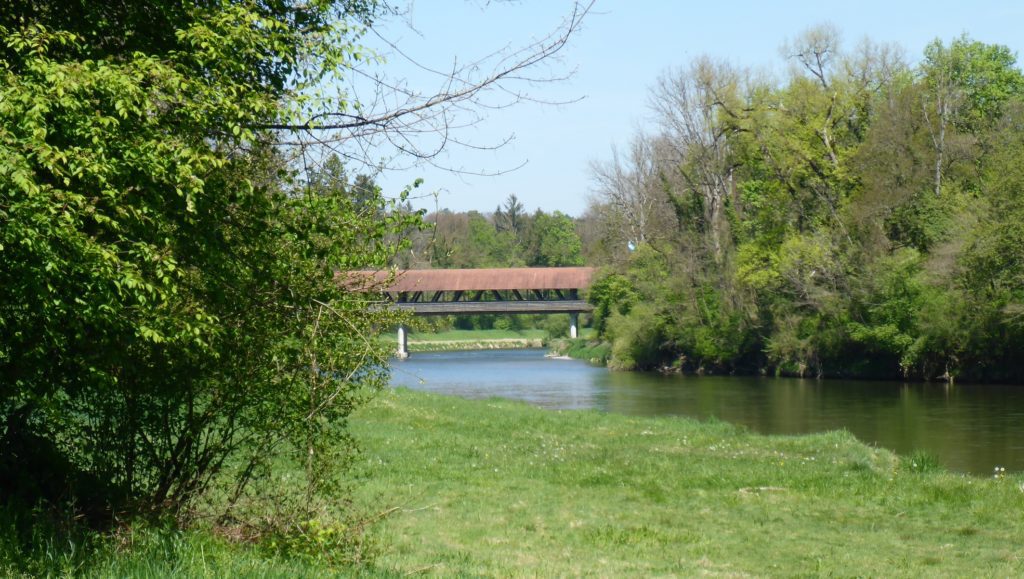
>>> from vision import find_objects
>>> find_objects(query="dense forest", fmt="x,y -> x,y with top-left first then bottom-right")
406,27 -> 1024,383
581,26 -> 1024,382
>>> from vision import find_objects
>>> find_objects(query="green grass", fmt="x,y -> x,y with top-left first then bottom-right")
403,328 -> 547,352
0,513 -> 337,577
406,328 -> 546,342
8,389 -> 1024,576
377,328 -> 546,353
349,389 -> 1024,576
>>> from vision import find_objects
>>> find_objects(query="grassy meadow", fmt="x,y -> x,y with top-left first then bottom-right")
6,388 -> 1024,576
350,389 -> 1024,576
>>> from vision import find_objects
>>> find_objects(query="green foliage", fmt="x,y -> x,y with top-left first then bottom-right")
736,179 -> 792,244
549,338 -> 612,364
606,304 -> 665,371
350,390 -> 1024,576
528,210 -> 584,266
922,35 -> 1024,131
454,212 -> 519,267
846,249 -> 922,370
904,450 -> 942,474
585,30 -> 1024,382
494,193 -> 526,238
885,188 -> 961,251
735,242 -> 781,292
587,273 -> 639,335
665,283 -> 752,370
260,514 -> 380,568
764,314 -> 821,377
541,314 -> 571,340
404,199 -> 585,271
0,0 -> 422,532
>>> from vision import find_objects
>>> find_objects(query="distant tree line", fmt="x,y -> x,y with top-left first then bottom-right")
585,26 -> 1024,382
397,193 -> 584,269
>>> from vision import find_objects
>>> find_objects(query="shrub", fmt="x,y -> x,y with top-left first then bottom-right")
0,4 -> 422,526
606,304 -> 665,371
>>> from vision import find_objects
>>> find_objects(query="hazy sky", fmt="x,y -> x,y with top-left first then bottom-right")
362,0 -> 1024,216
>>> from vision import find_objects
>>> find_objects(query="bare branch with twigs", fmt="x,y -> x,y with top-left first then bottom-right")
266,1 -> 593,176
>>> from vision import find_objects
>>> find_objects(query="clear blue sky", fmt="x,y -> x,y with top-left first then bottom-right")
364,0 -> 1024,216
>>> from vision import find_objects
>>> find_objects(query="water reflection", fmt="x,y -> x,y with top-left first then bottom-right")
390,349 -> 1024,475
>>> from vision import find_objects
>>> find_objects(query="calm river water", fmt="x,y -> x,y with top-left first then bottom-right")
390,348 -> 1024,475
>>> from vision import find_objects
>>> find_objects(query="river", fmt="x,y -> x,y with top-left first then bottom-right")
389,348 -> 1024,475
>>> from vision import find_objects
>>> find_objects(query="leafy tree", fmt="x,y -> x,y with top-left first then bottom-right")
584,26 -> 1024,382
846,249 -> 925,375
527,210 -> 584,267
448,211 -> 518,267
588,273 -> 639,334
920,35 -> 1024,195
0,0 -> 422,525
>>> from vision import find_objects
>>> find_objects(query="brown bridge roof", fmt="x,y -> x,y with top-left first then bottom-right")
350,267 -> 595,293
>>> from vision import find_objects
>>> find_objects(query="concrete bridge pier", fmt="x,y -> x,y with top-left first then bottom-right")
396,324 -> 409,359
569,312 -> 579,339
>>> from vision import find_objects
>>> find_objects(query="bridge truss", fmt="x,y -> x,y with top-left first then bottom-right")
345,267 -> 595,357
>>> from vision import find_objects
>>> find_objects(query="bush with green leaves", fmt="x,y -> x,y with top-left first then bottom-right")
541,314 -> 571,340
606,304 -> 666,371
0,0 -> 423,525
587,273 -> 639,335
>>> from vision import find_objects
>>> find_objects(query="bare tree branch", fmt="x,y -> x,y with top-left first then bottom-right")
259,1 -> 593,173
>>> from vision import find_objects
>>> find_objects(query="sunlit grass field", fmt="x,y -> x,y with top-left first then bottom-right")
7,388 -> 1024,576
350,389 -> 1024,576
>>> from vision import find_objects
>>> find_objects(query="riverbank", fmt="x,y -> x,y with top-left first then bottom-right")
351,389 -> 1024,576
405,328 -> 545,352
547,337 -> 611,365
397,330 -> 603,354
7,389 -> 1023,575
411,337 -> 543,352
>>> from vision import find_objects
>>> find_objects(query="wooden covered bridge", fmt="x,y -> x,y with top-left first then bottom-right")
348,267 -> 595,358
